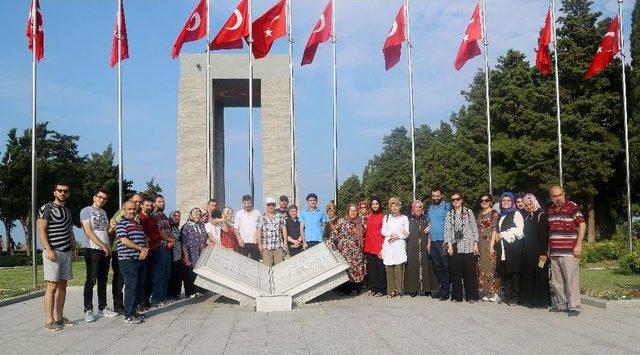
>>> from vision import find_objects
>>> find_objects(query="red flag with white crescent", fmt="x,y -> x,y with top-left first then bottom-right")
171,0 -> 208,59
454,1 -> 482,70
585,15 -> 620,79
535,7 -> 552,76
110,0 -> 129,68
210,0 -> 249,50
251,0 -> 287,59
383,4 -> 406,71
301,1 -> 333,66
26,0 -> 44,62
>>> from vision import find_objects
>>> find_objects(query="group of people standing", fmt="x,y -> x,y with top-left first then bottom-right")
36,181 -> 586,331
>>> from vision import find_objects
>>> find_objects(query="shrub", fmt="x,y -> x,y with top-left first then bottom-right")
581,240 -> 628,264
618,252 -> 640,275
0,254 -> 43,267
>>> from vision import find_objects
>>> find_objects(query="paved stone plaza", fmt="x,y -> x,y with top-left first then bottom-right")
1,288 -> 639,354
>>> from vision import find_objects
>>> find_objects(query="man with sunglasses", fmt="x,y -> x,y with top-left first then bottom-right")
81,188 -> 118,323
38,182 -> 78,331
427,187 -> 452,301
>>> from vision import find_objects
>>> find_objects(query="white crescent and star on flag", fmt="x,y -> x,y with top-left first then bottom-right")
313,15 -> 326,33
225,9 -> 243,31
388,21 -> 398,38
187,12 -> 201,32
265,15 -> 280,37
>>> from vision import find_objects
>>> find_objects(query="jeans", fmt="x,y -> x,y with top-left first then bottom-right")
151,248 -> 171,304
119,259 -> 145,318
83,248 -> 110,312
111,251 -> 125,313
429,241 -> 450,298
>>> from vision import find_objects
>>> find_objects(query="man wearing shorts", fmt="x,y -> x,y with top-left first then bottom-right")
38,182 -> 78,331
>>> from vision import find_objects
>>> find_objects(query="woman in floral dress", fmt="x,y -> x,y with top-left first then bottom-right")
326,204 -> 366,296
476,194 -> 501,302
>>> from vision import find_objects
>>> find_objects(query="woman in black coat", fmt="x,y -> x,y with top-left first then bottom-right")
519,194 -> 551,308
491,192 -> 524,305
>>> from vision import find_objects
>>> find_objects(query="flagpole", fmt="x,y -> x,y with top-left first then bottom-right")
30,0 -> 38,290
551,0 -> 563,186
248,0 -> 255,199
480,0 -> 493,196
206,0 -> 212,200
117,0 -> 124,209
331,0 -> 338,205
405,0 -> 417,202
617,0 -> 633,252
287,0 -> 297,204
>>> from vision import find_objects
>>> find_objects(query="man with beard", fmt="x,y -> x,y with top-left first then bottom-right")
149,194 -> 175,305
427,187 -> 452,301
38,182 -> 78,331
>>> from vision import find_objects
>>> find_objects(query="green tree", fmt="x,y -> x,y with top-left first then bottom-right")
78,145 -> 133,217
0,123 -> 84,255
337,175 -> 365,215
141,177 -> 163,198
630,0 -> 640,201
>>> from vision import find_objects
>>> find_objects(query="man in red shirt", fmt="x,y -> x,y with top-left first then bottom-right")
547,185 -> 586,316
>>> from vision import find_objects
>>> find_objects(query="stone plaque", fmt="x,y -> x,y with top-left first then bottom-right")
193,243 -> 349,309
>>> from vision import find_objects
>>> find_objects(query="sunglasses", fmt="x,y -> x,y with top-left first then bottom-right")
480,198 -> 491,203
451,197 -> 462,202
56,189 -> 70,193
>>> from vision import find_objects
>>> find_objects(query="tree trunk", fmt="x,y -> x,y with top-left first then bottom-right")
587,197 -> 596,243
20,214 -> 32,257
3,224 -> 12,256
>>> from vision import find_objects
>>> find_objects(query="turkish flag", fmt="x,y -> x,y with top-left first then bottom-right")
383,4 -> 406,71
301,1 -> 332,66
536,7 -> 552,76
454,1 -> 482,70
110,0 -> 129,68
171,0 -> 208,59
251,0 -> 287,59
26,0 -> 44,62
585,15 -> 620,79
210,0 -> 249,50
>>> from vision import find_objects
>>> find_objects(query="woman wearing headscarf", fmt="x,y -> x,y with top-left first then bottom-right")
326,204 -> 366,296
167,211 -> 184,299
404,200 -> 439,297
491,192 -> 524,305
476,194 -> 501,302
519,194 -> 551,308
181,207 -> 208,298
363,197 -> 386,297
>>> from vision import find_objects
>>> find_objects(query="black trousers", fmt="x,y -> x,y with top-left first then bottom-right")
84,248 -> 110,311
239,243 -> 261,262
140,256 -> 154,307
502,272 -> 520,303
184,265 -> 204,297
449,252 -> 478,302
111,250 -> 125,313
168,259 -> 185,298
366,253 -> 386,294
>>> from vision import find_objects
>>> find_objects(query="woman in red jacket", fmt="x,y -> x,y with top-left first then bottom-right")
363,197 -> 386,296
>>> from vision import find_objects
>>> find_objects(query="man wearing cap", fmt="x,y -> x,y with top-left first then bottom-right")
277,195 -> 290,218
256,197 -> 288,266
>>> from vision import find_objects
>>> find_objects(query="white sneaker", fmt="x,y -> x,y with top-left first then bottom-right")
481,296 -> 490,302
84,310 -> 95,323
98,308 -> 119,318
489,293 -> 500,303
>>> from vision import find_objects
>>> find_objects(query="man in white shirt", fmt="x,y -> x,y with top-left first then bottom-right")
233,195 -> 261,261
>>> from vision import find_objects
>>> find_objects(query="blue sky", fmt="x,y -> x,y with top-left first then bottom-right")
0,0 -> 633,245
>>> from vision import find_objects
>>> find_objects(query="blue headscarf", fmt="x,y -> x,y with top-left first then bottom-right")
499,192 -> 517,216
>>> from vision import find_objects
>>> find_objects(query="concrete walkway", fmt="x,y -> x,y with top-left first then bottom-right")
1,288 -> 639,354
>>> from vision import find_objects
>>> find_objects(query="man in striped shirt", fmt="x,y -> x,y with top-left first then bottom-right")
116,201 -> 150,324
547,185 -> 586,316
38,182 -> 78,331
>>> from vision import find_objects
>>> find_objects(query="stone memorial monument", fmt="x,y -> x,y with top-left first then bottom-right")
194,243 -> 349,311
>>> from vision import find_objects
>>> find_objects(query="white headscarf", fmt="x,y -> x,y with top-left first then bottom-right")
522,193 -> 541,211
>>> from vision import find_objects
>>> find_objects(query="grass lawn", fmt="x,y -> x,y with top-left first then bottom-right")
0,260 -> 113,301
581,263 -> 640,300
